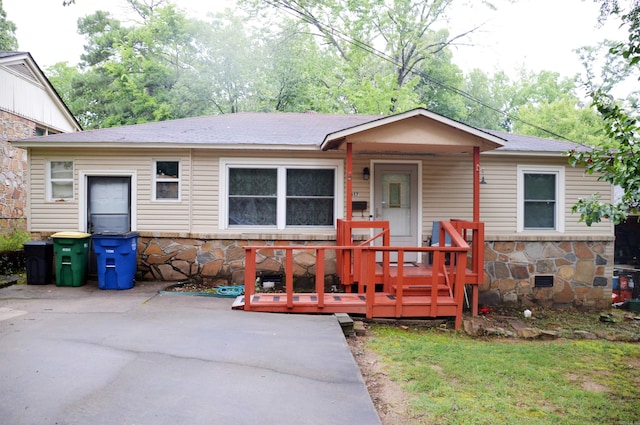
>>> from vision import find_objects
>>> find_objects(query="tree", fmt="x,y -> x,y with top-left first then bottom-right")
567,0 -> 640,225
510,70 -> 607,144
55,1 -> 219,128
0,0 -> 18,51
242,0 -> 487,114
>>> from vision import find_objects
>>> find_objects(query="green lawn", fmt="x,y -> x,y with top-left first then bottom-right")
367,326 -> 640,425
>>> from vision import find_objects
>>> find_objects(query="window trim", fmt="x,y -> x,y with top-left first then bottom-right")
219,158 -> 344,230
517,165 -> 565,232
152,159 -> 181,202
46,160 -> 74,202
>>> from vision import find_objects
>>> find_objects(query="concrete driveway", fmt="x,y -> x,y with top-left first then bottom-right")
0,281 -> 381,425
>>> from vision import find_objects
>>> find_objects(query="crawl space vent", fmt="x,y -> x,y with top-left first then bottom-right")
534,275 -> 554,288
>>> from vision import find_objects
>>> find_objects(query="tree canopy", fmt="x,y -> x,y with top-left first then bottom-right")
0,0 -> 18,51
567,0 -> 640,225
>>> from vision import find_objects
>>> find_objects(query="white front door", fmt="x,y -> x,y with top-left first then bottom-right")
373,163 -> 419,262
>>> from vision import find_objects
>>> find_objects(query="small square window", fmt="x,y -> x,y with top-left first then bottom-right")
154,161 -> 180,201
49,161 -> 74,201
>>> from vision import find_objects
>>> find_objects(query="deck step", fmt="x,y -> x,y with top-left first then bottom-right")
392,284 -> 451,297
335,313 -> 354,336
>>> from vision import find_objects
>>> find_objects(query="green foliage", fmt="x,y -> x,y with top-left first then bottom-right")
566,0 -> 640,225
0,0 -> 18,51
567,90 -> 640,224
0,228 -> 30,252
368,325 -> 640,424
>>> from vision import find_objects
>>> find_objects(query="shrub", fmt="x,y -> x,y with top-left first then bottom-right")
0,228 -> 31,252
0,228 -> 30,275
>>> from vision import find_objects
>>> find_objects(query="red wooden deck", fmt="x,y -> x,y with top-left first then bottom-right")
234,220 -> 484,330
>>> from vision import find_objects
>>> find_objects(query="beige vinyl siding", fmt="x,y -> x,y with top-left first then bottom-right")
191,150 -> 219,233
564,162 -> 612,233
28,154 -> 79,231
27,148 -> 193,233
25,146 -> 613,239
479,158 -> 519,235
350,157 -> 373,220
423,155 -> 474,229
480,154 -> 613,237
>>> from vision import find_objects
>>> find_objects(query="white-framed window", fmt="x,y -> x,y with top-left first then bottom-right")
153,160 -> 180,201
47,160 -> 74,201
517,165 -> 565,232
220,158 -> 343,230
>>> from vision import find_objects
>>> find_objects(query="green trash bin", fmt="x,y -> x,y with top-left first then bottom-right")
51,232 -> 91,287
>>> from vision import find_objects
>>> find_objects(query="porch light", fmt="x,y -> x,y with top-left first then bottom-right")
363,167 -> 370,180
480,168 -> 487,184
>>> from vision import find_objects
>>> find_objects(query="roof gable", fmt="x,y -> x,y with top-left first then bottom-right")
321,108 -> 505,153
0,51 -> 81,132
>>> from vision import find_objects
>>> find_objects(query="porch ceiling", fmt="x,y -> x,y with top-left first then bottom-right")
321,109 -> 505,154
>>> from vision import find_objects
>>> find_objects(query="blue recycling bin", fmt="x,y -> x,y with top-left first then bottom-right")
91,232 -> 139,290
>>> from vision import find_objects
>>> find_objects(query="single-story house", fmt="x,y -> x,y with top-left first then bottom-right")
13,108 -> 614,312
0,51 -> 81,230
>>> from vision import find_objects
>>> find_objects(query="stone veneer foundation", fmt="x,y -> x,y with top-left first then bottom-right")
138,237 -> 338,290
0,110 -> 31,230
31,232 -> 614,309
481,238 -> 614,309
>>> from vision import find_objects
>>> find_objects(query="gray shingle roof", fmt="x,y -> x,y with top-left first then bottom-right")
485,129 -> 589,152
13,111 -> 589,154
14,112 -> 381,147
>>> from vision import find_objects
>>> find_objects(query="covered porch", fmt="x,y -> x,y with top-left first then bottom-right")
234,109 -> 504,329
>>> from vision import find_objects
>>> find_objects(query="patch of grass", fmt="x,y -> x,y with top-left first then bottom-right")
367,326 -> 640,425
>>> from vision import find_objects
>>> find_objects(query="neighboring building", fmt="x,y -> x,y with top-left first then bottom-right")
0,52 -> 81,230
12,108 -> 614,309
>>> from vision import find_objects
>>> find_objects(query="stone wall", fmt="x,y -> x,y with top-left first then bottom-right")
138,237 -> 338,290
0,110 -> 32,231
481,239 -> 614,309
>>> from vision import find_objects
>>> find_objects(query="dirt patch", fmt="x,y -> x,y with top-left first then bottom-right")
347,332 -> 415,425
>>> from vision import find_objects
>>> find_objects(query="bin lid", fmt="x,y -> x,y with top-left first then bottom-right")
51,231 -> 91,239
24,240 -> 53,246
91,231 -> 139,238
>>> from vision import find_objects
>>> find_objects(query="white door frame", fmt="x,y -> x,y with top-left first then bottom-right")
78,170 -> 138,233
369,159 -> 423,255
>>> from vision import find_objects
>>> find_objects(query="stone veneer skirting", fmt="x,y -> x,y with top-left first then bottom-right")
481,238 -> 614,309
32,232 -> 615,309
138,236 -> 339,290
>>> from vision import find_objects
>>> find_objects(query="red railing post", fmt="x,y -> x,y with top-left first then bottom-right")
316,248 -> 325,309
286,249 -> 294,309
453,250 -> 467,330
395,250 -> 404,317
244,248 -> 256,311
363,248 -> 376,319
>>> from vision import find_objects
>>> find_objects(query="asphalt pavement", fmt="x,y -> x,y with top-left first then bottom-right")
0,281 -> 381,425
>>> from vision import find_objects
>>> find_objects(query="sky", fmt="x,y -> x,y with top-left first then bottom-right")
3,0 -> 628,82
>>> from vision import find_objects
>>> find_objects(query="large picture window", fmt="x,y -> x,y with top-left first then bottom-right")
48,160 -> 74,201
222,159 -> 342,229
517,166 -> 564,232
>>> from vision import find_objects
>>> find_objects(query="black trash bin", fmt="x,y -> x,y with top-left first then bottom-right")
23,241 -> 54,285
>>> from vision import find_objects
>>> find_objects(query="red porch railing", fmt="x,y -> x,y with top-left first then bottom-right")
239,219 -> 485,330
